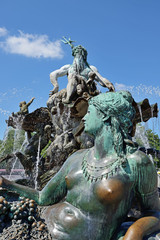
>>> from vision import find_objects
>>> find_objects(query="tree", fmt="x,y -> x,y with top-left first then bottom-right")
0,127 -> 26,169
133,124 -> 160,169
146,129 -> 160,151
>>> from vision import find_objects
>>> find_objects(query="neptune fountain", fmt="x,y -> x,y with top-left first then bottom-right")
0,39 -> 160,240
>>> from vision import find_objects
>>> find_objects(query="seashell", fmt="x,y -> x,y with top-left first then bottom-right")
22,204 -> 27,209
14,210 -> 19,215
3,206 -> 7,212
17,204 -> 21,208
38,225 -> 44,231
0,198 -> 4,204
32,222 -> 37,228
37,221 -> 42,226
19,197 -> 25,200
14,215 -> 18,220
19,207 -> 23,211
30,208 -> 35,213
40,223 -> 45,229
29,203 -> 35,208
28,216 -> 34,221
3,200 -> 8,205
10,207 -> 16,212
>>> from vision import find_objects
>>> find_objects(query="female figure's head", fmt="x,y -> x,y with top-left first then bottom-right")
83,91 -> 136,156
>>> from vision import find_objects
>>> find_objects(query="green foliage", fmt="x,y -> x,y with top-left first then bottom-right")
0,127 -> 26,157
146,129 -> 160,169
146,129 -> 160,150
41,140 -> 51,159
0,128 -> 15,157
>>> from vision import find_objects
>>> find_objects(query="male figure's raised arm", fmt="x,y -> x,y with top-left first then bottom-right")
90,65 -> 115,91
26,97 -> 35,107
50,64 -> 70,95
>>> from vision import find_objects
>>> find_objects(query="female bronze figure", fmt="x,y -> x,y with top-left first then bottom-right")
0,91 -> 160,240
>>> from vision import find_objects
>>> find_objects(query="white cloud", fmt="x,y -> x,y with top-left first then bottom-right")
0,27 -> 8,37
0,29 -> 64,59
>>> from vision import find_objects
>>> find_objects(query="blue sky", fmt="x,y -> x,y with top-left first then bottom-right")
0,0 -> 160,139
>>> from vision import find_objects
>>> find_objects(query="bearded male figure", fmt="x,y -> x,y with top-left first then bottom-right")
50,42 -> 115,103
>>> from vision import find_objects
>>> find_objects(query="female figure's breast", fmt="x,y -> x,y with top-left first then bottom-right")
94,178 -> 126,205
65,166 -> 133,211
43,168 -> 133,240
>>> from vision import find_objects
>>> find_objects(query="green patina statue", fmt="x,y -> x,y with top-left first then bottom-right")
0,91 -> 160,240
18,97 -> 35,115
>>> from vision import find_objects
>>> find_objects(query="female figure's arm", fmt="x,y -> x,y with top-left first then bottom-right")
0,154 -> 74,205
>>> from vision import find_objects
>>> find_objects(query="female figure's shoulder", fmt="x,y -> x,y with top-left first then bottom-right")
65,148 -> 89,165
128,149 -> 154,167
127,149 -> 157,193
